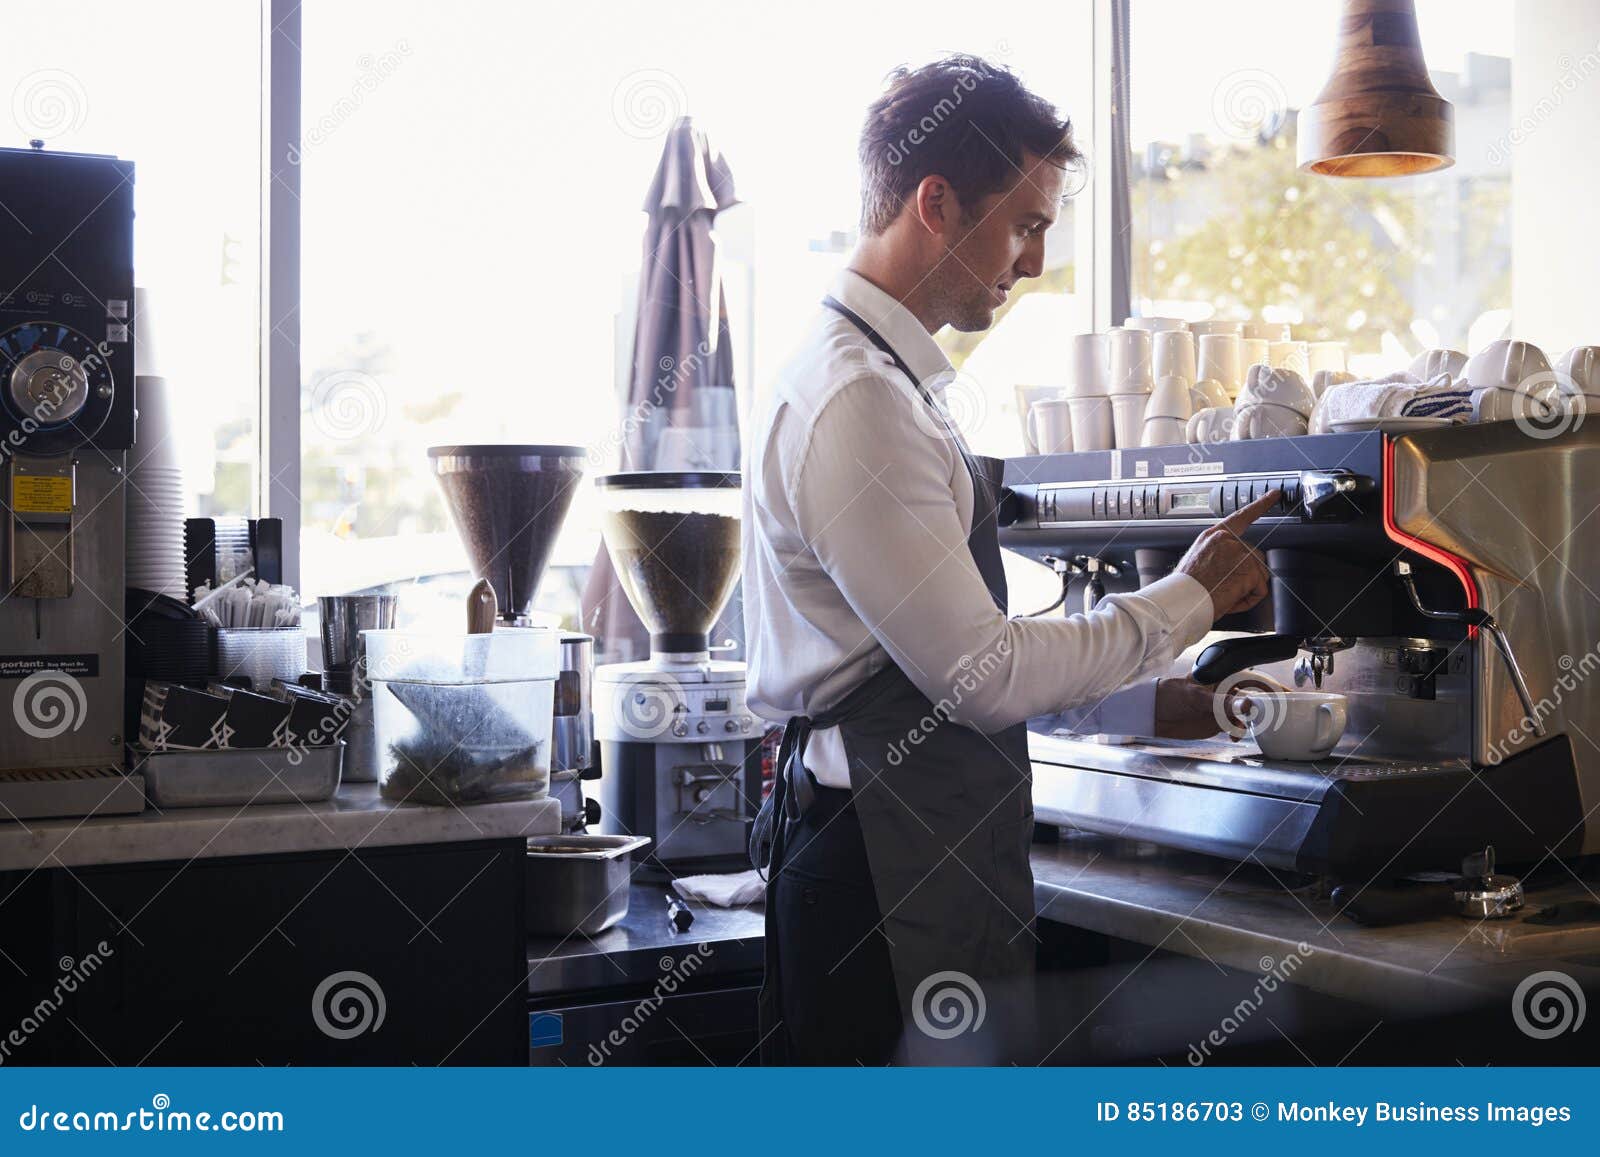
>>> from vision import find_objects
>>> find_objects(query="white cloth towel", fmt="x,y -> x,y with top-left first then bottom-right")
1309,372 -> 1472,434
672,869 -> 766,907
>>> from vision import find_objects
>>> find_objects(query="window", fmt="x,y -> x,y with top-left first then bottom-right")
298,1 -> 1094,615
4,1 -> 264,518
1128,0 -> 1514,374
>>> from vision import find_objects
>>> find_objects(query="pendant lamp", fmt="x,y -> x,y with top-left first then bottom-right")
1297,0 -> 1455,177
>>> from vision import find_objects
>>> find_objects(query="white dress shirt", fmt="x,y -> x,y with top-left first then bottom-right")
742,270 -> 1215,788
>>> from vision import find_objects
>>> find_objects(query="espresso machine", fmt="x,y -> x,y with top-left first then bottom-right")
0,144 -> 144,818
1000,425 -> 1597,881
592,471 -> 761,873
428,444 -> 595,831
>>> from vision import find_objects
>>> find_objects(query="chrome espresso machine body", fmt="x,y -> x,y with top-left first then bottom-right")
0,144 -> 143,817
1000,425 -> 1596,878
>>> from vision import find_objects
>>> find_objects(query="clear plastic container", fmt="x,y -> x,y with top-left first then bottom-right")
363,627 -> 559,806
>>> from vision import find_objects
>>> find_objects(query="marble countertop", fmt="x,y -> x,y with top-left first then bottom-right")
1032,835 -> 1600,1015
0,783 -> 561,873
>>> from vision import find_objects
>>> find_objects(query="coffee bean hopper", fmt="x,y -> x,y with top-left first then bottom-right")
591,471 -> 761,874
427,445 -> 595,831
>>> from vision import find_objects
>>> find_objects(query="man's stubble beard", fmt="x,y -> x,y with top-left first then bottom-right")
924,247 -> 997,334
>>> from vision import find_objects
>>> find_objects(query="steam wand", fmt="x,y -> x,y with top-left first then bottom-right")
1392,560 -> 1543,736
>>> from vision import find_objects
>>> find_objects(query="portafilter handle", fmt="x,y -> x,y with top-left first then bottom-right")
1191,633 -> 1303,686
1393,561 -> 1544,737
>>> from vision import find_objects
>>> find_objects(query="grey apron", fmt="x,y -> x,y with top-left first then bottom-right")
750,296 -> 1036,1064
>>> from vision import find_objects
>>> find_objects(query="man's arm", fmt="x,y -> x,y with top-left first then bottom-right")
789,376 -> 1244,732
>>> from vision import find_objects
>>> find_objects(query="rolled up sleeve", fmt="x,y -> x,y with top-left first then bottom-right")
792,375 -> 1216,735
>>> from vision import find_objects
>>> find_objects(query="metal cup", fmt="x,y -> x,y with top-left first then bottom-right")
318,594 -> 398,679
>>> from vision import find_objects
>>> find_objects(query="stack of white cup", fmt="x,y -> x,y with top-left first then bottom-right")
1067,333 -> 1113,451
125,374 -> 189,597
1107,328 -> 1154,449
1143,329 -> 1195,446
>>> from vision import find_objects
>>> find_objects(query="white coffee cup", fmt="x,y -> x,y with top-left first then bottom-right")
1189,319 -> 1244,340
1238,363 -> 1315,416
1068,395 -> 1114,451
1107,328 -> 1154,395
1307,341 -> 1348,377
1232,402 -> 1310,440
1241,690 -> 1348,761
1146,374 -> 1193,421
1123,316 -> 1188,333
1070,333 -> 1106,397
1197,334 -> 1243,395
1110,393 -> 1149,449
1190,378 -> 1232,410
1410,348 -> 1468,383
1241,338 -> 1270,375
1186,405 -> 1235,445
1141,416 -> 1188,446
1153,330 -> 1196,384
1243,320 -> 1292,342
1269,340 -> 1310,377
1465,339 -> 1549,392
1027,397 -> 1074,454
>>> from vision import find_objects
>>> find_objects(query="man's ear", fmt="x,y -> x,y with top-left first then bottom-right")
912,174 -> 960,237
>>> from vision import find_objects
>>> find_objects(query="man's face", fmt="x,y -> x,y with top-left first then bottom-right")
928,152 -> 1066,333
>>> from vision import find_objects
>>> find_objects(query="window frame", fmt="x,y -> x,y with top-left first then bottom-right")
258,0 -> 1127,592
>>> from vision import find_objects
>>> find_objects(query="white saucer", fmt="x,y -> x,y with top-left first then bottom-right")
1330,416 -> 1455,434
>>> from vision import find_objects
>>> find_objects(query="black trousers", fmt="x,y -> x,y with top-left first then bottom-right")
768,782 -> 904,1064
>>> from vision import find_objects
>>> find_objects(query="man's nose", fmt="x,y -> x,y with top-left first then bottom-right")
1016,237 -> 1045,280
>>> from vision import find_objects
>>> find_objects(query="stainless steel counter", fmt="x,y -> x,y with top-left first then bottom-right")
1032,833 -> 1600,1016
527,882 -> 764,997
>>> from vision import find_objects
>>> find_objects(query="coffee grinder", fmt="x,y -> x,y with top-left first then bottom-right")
427,445 -> 595,831
592,471 -> 760,873
0,144 -> 143,818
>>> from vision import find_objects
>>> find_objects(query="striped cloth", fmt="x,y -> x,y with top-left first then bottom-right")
1310,372 -> 1473,433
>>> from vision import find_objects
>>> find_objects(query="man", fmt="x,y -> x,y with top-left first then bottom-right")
743,55 -> 1276,1065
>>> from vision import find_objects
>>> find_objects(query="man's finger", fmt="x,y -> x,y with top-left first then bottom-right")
1219,489 -> 1283,536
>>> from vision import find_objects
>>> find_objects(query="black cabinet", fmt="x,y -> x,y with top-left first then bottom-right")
0,839 -> 526,1065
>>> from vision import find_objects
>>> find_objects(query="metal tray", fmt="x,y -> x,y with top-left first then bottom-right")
132,742 -> 344,808
526,833 -> 651,936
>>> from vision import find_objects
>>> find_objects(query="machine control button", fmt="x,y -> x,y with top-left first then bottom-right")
1091,488 -> 1104,519
1130,488 -> 1144,518
724,719 -> 739,733
696,721 -> 710,734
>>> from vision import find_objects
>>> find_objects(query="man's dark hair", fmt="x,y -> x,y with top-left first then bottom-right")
858,55 -> 1082,236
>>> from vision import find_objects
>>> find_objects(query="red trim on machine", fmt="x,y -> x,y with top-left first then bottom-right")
1380,435 -> 1480,610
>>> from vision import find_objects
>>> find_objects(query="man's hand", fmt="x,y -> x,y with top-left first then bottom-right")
1154,677 -> 1229,740
1174,489 -> 1279,618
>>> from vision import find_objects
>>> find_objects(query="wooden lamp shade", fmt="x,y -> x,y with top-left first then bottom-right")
1297,0 -> 1455,177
